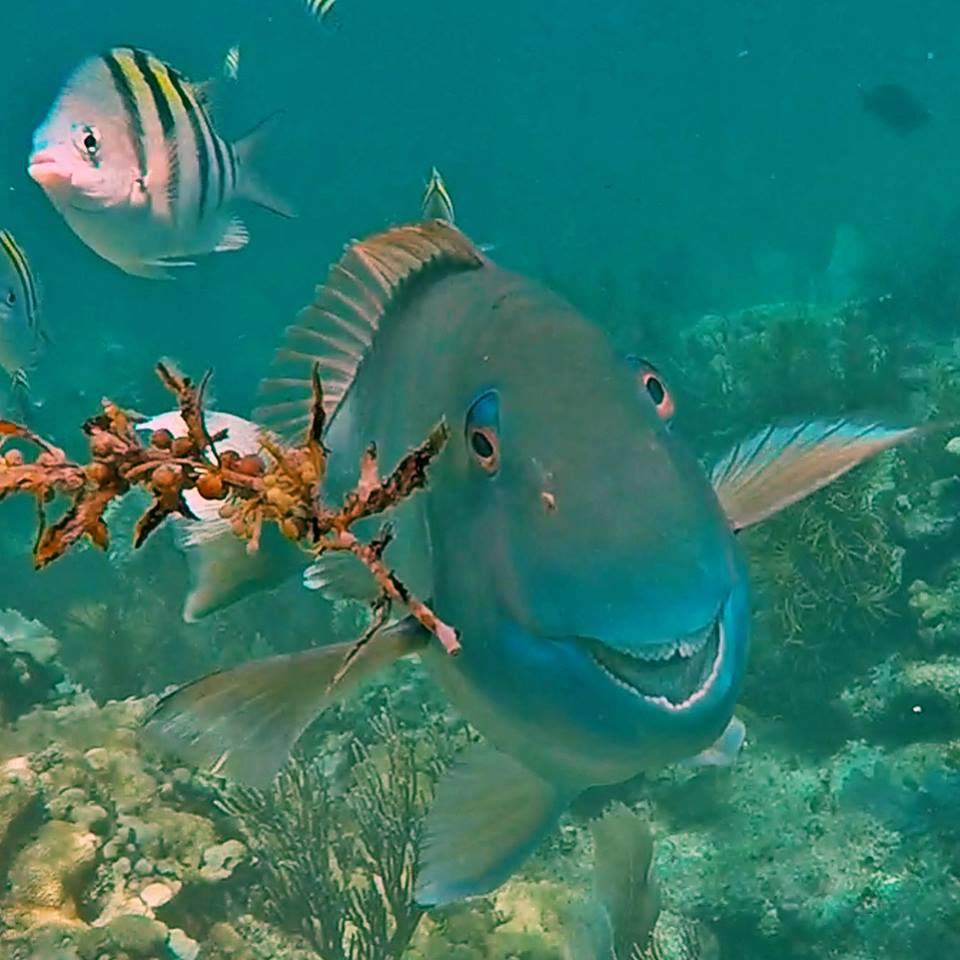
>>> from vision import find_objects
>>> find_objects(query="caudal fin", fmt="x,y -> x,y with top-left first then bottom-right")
234,112 -> 297,219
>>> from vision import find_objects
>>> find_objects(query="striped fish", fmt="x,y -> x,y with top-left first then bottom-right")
29,46 -> 292,279
0,230 -> 45,405
305,0 -> 337,23
422,166 -> 455,223
223,45 -> 241,81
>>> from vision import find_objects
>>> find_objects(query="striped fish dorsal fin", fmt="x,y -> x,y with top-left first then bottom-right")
255,220 -> 484,440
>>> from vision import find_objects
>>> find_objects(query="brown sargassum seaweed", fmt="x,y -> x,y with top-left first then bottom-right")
0,360 -> 460,667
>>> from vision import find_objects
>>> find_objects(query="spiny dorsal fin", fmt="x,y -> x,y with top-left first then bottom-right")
255,220 -> 484,440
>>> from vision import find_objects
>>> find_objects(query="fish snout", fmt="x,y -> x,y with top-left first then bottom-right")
28,151 -> 71,191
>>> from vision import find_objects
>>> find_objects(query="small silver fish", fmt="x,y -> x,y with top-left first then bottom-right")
28,46 -> 292,279
422,166 -> 455,223
305,0 -> 337,23
0,230 -> 45,407
223,45 -> 241,81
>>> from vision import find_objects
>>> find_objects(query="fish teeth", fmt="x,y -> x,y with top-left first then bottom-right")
589,616 -> 717,664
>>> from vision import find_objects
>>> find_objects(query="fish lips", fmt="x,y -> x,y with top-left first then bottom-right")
581,602 -> 728,711
27,151 -> 70,191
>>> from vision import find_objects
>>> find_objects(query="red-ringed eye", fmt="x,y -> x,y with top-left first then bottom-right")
465,389 -> 501,475
628,357 -> 675,422
469,426 -> 499,472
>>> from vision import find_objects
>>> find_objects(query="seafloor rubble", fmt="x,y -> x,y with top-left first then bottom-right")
2,295 -> 960,959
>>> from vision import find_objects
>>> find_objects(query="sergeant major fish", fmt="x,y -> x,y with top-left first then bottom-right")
422,166 -> 455,223
28,46 -> 292,279
0,230 -> 46,412
222,46 -> 241,82
145,220 -> 931,906
305,0 -> 337,24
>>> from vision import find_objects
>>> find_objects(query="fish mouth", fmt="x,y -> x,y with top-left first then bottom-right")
28,154 -> 69,190
585,614 -> 724,710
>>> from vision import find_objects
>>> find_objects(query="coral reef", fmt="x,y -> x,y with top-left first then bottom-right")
217,707 -> 462,960
0,610 -> 68,725
639,724 -> 960,959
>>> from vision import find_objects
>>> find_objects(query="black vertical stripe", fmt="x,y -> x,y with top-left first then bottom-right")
199,101 -> 228,209
130,48 -> 179,209
101,52 -> 147,180
131,49 -> 176,138
165,67 -> 210,222
226,143 -> 238,193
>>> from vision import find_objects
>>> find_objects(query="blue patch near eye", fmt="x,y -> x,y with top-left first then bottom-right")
466,389 -> 499,431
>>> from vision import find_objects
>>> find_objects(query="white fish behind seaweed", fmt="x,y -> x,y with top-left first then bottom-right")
138,410 -> 303,620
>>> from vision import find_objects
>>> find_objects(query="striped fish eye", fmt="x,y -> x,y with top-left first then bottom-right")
627,356 -> 675,421
465,389 -> 500,475
73,124 -> 101,161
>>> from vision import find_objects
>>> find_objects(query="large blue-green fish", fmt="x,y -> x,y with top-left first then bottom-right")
145,220 -> 927,906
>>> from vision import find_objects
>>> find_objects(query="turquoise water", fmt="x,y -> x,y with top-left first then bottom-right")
2,3 -> 960,959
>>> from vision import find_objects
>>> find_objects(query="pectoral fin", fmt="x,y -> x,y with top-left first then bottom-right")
710,418 -> 935,531
416,744 -> 572,906
303,550 -> 380,601
143,617 -> 427,787
214,216 -> 250,253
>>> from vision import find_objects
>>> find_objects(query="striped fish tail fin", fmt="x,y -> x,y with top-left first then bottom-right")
232,111 -> 296,219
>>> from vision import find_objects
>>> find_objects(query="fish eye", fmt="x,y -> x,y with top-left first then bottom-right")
627,356 -> 675,421
74,124 -> 101,160
465,389 -> 500,475
5,290 -> 15,306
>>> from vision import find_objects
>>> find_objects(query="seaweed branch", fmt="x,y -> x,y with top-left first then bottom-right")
0,361 -> 460,656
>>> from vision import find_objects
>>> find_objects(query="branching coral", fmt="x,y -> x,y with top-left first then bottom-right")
672,300 -> 919,456
741,466 -> 906,730
217,708 -> 463,960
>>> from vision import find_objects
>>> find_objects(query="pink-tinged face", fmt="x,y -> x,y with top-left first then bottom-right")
29,56 -> 141,213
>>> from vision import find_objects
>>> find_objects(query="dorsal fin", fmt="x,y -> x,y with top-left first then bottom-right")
255,220 -> 484,440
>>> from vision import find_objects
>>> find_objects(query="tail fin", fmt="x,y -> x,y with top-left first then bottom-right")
234,112 -> 297,219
